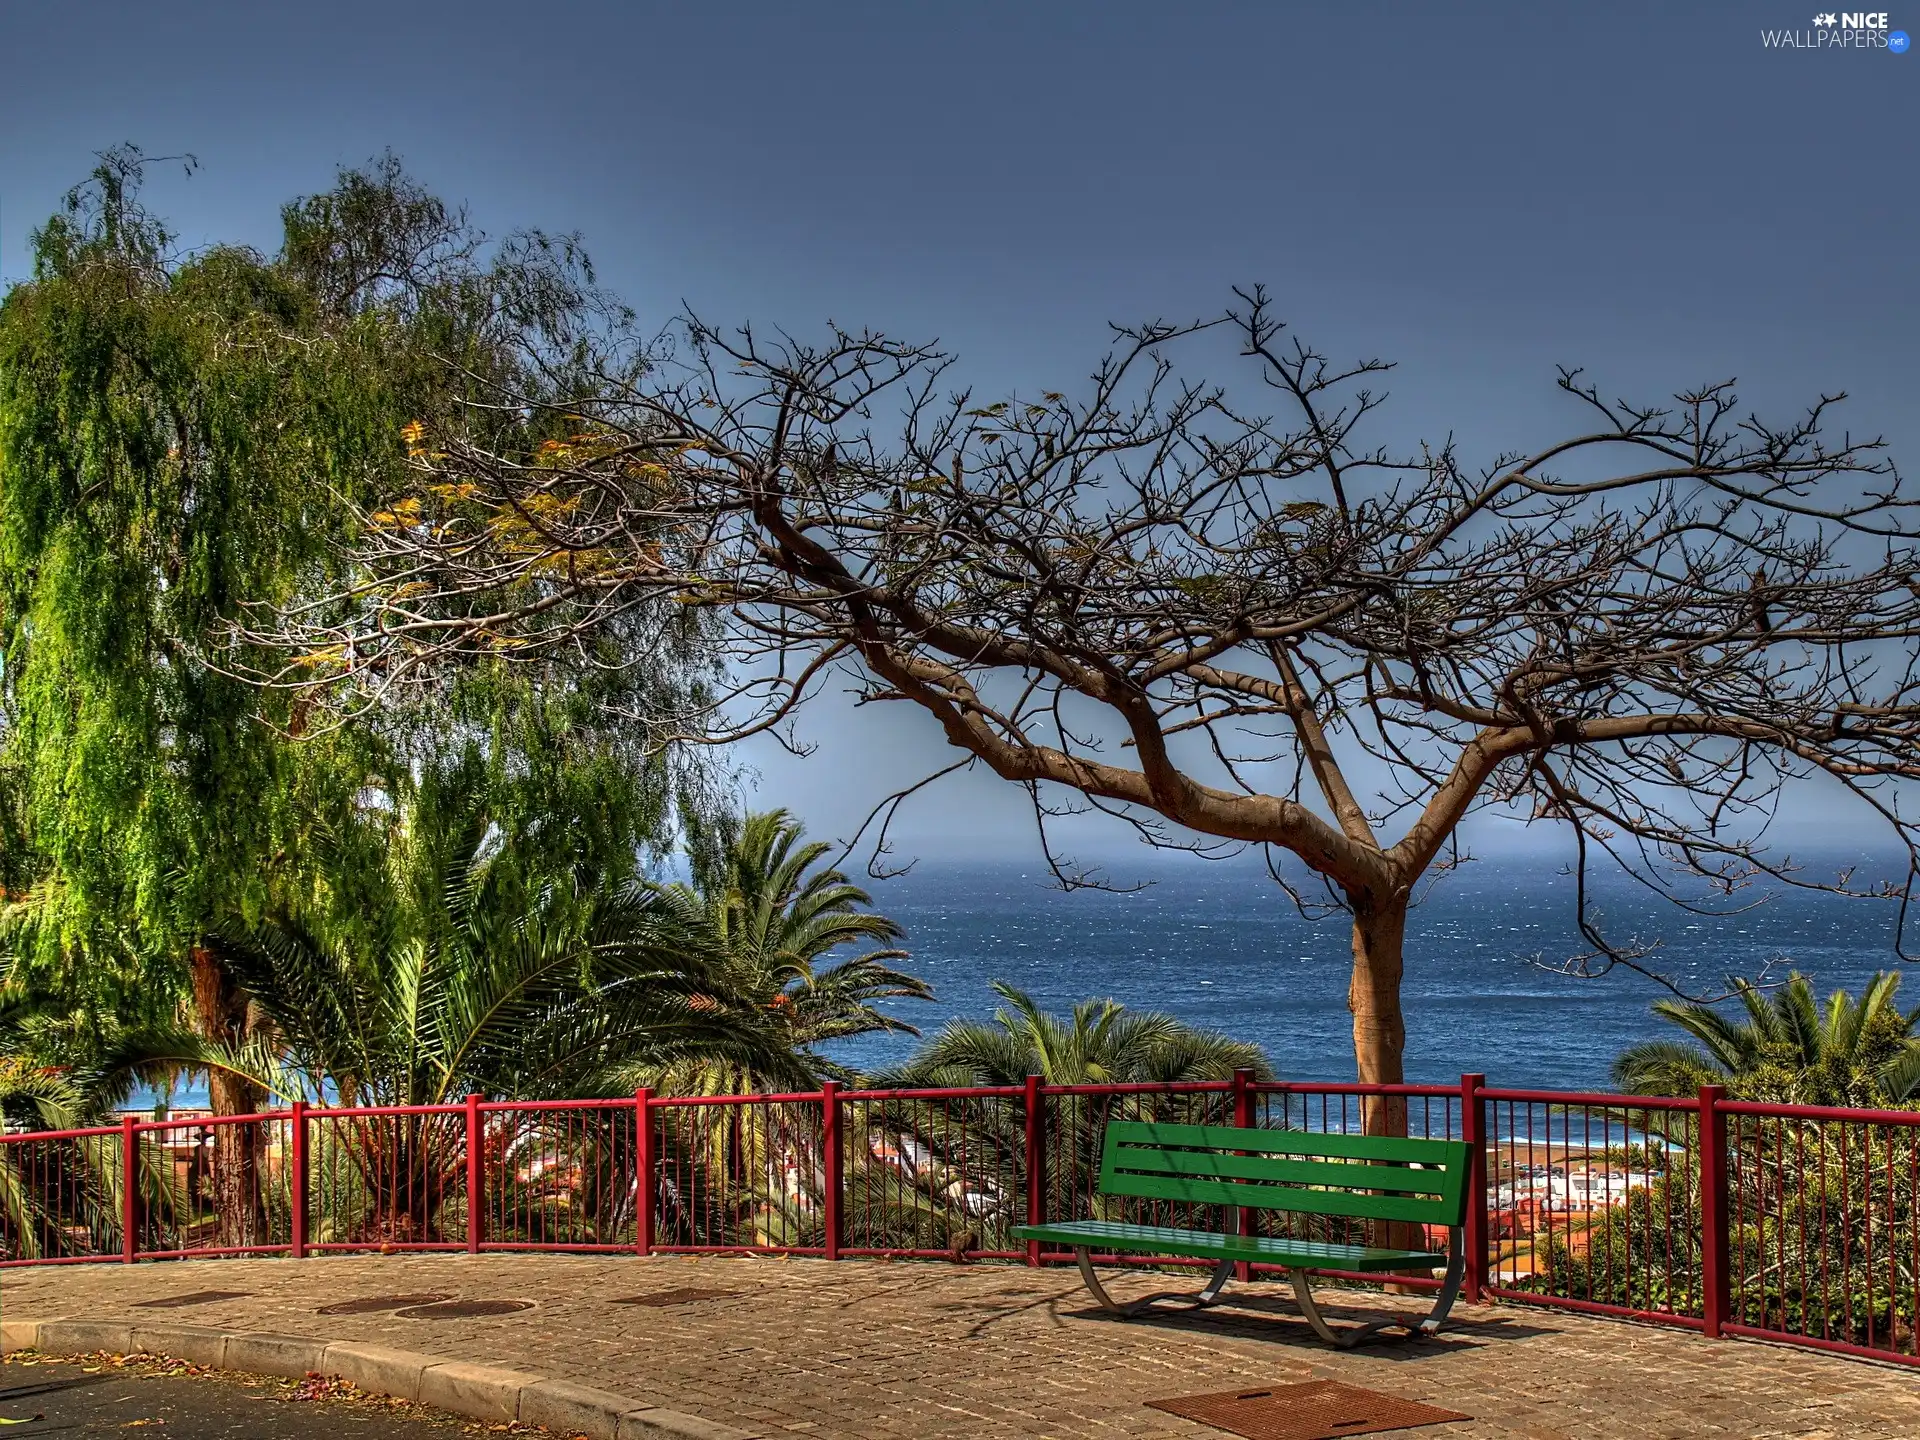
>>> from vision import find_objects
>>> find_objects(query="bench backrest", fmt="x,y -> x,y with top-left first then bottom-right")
1098,1121 -> 1472,1228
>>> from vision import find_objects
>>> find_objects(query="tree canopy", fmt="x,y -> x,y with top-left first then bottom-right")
268,286 -> 1920,1094
0,150 -> 730,1105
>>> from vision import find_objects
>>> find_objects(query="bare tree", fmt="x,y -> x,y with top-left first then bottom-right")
250,288 -> 1920,1099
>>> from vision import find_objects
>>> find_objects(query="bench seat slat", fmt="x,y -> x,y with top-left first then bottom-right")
1011,1219 -> 1445,1272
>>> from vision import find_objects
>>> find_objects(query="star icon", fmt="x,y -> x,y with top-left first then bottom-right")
1813,12 -> 1837,24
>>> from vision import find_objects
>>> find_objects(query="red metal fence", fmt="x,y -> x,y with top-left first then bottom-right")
5,1076 -> 1918,1369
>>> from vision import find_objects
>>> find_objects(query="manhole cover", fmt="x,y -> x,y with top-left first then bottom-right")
611,1287 -> 736,1307
130,1291 -> 252,1309
316,1294 -> 451,1316
1145,1380 -> 1468,1440
394,1299 -> 535,1319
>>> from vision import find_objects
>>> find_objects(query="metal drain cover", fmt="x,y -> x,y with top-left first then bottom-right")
1145,1380 -> 1468,1440
394,1299 -> 535,1319
611,1287 -> 736,1307
316,1293 -> 451,1316
130,1291 -> 252,1309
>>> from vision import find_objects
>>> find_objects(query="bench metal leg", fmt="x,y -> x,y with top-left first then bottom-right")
1287,1231 -> 1466,1348
1074,1248 -> 1236,1317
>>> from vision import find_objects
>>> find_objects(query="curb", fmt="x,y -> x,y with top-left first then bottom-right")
1,1316 -> 761,1440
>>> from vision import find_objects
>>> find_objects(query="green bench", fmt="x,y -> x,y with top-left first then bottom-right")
1012,1120 -> 1471,1347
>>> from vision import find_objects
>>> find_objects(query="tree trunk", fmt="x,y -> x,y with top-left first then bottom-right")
188,945 -> 265,1248
1349,896 -> 1417,1257
1349,896 -> 1409,1105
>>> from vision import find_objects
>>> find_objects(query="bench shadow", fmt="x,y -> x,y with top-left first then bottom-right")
1061,1290 -> 1558,1357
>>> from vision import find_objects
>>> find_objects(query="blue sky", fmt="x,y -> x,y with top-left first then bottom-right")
3,0 -> 1914,861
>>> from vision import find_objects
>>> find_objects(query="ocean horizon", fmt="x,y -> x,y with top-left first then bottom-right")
141,848 -> 1918,1107
820,848 -> 1916,1091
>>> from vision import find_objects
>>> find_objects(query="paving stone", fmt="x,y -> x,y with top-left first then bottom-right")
7,1253 -> 1920,1436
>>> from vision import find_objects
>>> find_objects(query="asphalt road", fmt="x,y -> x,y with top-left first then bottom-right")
0,1355 -> 519,1437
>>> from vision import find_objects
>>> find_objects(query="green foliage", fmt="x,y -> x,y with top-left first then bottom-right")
1542,1162 -> 1704,1317
0,147 -> 415,1006
1542,1113 -> 1920,1350
1612,972 -> 1920,1106
0,986 -> 187,1260
202,793 -> 795,1108
0,150 -> 730,1111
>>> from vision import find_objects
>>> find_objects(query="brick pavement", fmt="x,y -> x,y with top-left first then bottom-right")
3,1254 -> 1915,1438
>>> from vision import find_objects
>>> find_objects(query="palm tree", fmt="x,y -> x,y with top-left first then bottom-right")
621,809 -> 930,1095
866,984 -> 1273,1242
1613,971 -> 1920,1106
615,810 -> 929,1248
212,819 -> 801,1109
190,808 -> 805,1245
0,984 -> 185,1259
884,981 -> 1272,1087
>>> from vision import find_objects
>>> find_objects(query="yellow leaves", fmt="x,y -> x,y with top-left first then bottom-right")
535,430 -> 619,467
518,491 -> 580,521
399,420 -> 425,445
369,497 -> 422,529
428,481 -> 481,502
290,645 -> 348,671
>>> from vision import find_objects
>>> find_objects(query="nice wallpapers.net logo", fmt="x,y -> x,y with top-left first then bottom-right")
1762,11 -> 1911,48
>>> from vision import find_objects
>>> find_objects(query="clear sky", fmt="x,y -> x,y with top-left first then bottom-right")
3,1 -> 1913,861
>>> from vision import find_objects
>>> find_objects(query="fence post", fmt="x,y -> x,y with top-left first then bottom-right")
634,1087 -> 654,1257
466,1093 -> 484,1255
1231,1067 -> 1255,1282
1024,1073 -> 1045,1267
1697,1084 -> 1729,1338
821,1081 -> 843,1261
1459,1073 -> 1486,1305
289,1099 -> 308,1260
121,1114 -> 138,1264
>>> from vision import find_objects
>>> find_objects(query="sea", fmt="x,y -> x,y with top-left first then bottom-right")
144,848 -> 1918,1106
823,849 -> 1918,1091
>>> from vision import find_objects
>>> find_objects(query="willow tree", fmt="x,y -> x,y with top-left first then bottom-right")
0,151 -> 377,1239
0,149 -> 689,1241
254,289 -> 1920,1101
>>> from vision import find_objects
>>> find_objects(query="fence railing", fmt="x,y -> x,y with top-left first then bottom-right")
5,1075 -> 1918,1369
